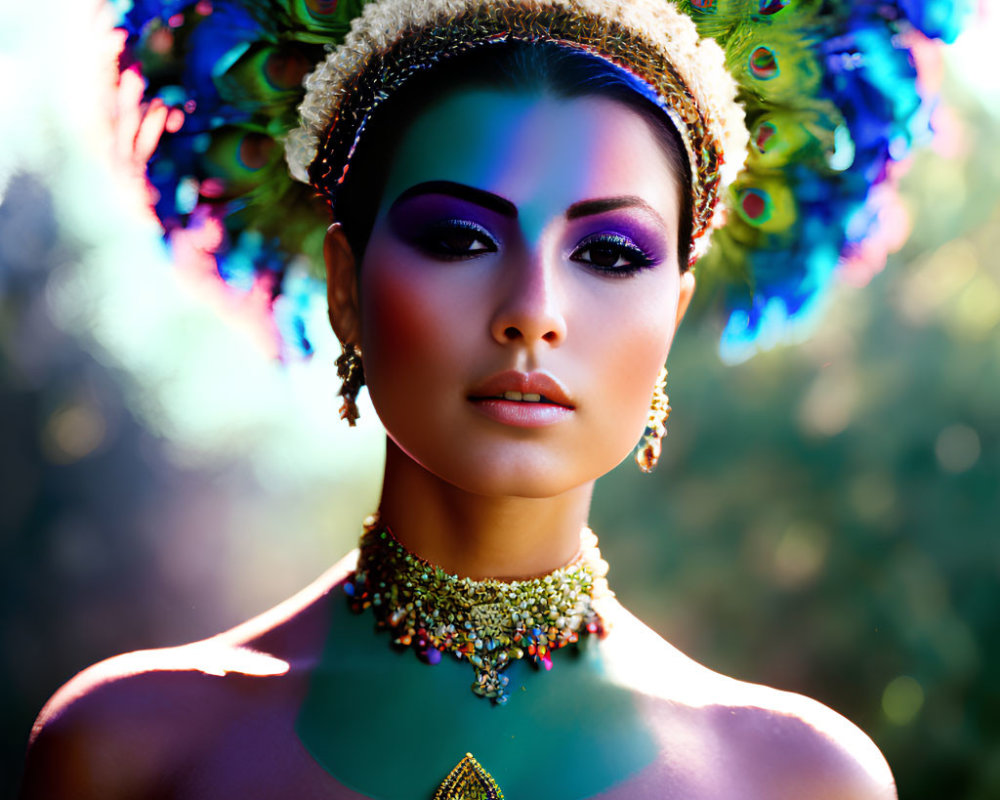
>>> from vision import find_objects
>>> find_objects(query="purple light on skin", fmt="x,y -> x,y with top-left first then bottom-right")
375,90 -> 599,249
387,190 -> 668,275
379,90 -> 676,273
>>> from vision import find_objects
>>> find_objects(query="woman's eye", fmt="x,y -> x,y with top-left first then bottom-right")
571,235 -> 656,273
419,221 -> 497,258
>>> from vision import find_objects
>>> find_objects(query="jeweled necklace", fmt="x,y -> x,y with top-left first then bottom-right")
344,513 -> 613,705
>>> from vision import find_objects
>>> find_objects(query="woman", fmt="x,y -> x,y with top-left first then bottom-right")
21,0 -> 960,796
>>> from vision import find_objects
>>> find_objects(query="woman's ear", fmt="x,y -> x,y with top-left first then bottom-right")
324,223 -> 361,345
674,269 -> 696,332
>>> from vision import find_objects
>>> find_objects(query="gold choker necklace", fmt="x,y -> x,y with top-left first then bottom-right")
344,514 -> 613,704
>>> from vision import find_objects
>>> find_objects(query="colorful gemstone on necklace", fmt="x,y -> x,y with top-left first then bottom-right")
345,514 -> 612,704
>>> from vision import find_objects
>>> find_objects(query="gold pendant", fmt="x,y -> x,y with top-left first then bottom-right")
432,753 -> 504,800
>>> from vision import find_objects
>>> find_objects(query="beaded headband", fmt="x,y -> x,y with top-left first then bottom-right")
284,0 -> 748,261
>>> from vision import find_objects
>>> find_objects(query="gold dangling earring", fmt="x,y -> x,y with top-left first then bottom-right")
636,366 -> 670,473
335,342 -> 365,426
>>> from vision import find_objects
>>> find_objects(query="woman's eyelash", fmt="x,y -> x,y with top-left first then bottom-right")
416,219 -> 498,258
570,233 -> 658,274
411,223 -> 655,273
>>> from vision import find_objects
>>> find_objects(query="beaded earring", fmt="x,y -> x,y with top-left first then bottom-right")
636,367 -> 671,473
335,342 -> 365,426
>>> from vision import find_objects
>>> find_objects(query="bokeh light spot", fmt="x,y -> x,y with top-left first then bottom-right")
882,675 -> 925,725
848,472 -> 897,527
41,403 -> 107,464
935,424 -> 981,473
951,275 -> 1000,340
773,521 -> 829,588
896,238 -> 977,326
797,365 -> 858,437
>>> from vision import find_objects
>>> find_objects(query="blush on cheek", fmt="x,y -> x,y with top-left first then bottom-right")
358,254 -> 466,414
362,256 -> 441,351
606,324 -> 675,436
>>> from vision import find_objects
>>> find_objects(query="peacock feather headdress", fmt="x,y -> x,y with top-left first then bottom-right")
114,0 -> 973,362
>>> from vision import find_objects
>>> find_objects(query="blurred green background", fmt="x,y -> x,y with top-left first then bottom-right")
1,2 -> 998,798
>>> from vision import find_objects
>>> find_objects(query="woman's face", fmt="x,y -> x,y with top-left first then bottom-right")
332,87 -> 693,498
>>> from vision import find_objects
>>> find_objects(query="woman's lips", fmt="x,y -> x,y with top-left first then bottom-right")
468,370 -> 575,428
470,398 -> 574,428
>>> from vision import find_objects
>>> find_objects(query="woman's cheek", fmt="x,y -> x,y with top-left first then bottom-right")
360,252 -> 469,412
582,291 -> 676,454
364,271 -> 428,364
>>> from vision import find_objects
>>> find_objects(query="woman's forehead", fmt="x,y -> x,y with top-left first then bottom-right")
377,87 -> 679,239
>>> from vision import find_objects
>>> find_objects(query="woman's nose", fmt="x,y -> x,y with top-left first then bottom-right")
489,252 -> 568,347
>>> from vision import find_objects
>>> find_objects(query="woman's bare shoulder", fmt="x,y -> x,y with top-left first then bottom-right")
20,552 -> 357,799
19,643 -> 268,797
606,604 -> 897,800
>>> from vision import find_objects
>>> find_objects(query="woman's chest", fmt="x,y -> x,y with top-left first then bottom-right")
164,659 -> 747,800
171,691 -> 730,800
172,608 -> 740,800
284,607 -> 734,800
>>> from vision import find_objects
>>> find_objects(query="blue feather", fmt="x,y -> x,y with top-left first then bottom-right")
900,0 -> 976,42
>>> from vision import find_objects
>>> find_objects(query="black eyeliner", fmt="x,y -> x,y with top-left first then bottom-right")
414,218 -> 499,260
571,232 -> 660,276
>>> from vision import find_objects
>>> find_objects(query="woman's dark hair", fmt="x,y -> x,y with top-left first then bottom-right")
334,40 -> 694,271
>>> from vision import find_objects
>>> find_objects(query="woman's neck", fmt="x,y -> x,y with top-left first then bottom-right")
376,440 -> 595,580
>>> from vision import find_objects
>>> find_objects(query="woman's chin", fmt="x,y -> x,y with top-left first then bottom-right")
380,404 -> 639,498
403,443 -> 620,499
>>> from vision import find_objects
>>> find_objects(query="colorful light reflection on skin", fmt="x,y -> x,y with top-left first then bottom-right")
325,88 -> 694,580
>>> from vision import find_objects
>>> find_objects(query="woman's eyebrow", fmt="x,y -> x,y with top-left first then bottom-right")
566,196 -> 663,223
389,180 -> 518,217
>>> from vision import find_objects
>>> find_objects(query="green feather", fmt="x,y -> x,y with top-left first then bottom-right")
214,42 -> 318,113
730,172 -> 797,234
678,0 -> 756,43
679,0 -> 825,43
243,0 -> 372,42
201,126 -> 283,197
745,104 -> 839,170
725,25 -> 822,104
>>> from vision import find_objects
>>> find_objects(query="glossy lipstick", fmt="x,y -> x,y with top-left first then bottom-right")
468,371 -> 575,428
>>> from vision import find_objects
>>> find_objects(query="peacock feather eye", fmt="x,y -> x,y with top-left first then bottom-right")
214,42 -> 317,110
305,0 -> 338,15
739,188 -> 772,225
746,112 -> 832,170
748,45 -> 779,80
757,0 -> 788,15
277,0 -> 356,35
732,176 -> 796,234
201,128 -> 280,197
238,133 -> 277,170
264,47 -> 313,91
754,121 -> 777,154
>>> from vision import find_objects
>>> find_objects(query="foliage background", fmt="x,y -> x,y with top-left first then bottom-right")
1,2 -> 998,798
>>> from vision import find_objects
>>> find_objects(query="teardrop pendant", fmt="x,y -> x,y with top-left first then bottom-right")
432,753 -> 504,800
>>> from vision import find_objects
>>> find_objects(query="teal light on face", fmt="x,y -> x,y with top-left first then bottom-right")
377,89 -> 597,248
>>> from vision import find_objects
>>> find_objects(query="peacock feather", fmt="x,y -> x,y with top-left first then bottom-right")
113,0 -> 972,360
